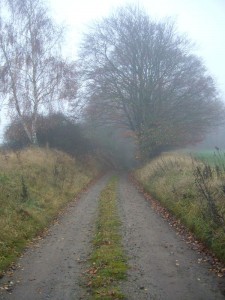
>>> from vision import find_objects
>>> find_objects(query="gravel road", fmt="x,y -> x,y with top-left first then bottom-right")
0,173 -> 224,299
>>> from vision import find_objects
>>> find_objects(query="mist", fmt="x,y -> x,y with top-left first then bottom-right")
188,125 -> 225,152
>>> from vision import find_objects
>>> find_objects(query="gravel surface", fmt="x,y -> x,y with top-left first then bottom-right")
0,173 -> 224,300
0,175 -> 109,300
118,174 -> 224,299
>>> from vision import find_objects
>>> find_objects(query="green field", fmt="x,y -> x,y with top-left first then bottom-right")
192,150 -> 225,166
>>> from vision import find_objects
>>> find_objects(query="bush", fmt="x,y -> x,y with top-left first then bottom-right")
3,113 -> 93,156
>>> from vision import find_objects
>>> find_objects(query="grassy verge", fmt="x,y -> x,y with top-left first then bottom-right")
86,176 -> 127,299
0,147 -> 100,274
134,152 -> 225,263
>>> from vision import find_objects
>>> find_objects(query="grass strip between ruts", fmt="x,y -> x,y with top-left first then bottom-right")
86,176 -> 127,299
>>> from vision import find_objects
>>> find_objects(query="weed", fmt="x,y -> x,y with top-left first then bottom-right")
20,176 -> 29,202
194,165 -> 225,229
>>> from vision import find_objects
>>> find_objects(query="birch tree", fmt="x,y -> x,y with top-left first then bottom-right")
0,0 -> 77,144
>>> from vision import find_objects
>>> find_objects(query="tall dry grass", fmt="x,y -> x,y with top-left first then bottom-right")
0,147 -> 100,273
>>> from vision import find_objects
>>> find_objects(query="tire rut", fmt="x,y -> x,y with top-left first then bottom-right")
118,174 -> 224,300
1,173 -> 224,300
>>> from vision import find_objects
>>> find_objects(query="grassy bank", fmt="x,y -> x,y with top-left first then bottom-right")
86,176 -> 127,299
134,152 -> 225,262
0,147 -> 100,274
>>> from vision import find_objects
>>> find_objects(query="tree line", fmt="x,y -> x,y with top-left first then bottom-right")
0,1 -> 224,162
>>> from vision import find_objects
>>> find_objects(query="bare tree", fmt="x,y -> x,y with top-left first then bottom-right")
80,6 -> 224,158
0,0 -> 77,145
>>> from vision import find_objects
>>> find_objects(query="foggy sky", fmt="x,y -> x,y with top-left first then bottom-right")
0,0 -> 224,142
49,0 -> 225,97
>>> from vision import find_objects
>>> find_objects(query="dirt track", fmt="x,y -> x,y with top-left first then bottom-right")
118,175 -> 224,299
0,174 -> 224,299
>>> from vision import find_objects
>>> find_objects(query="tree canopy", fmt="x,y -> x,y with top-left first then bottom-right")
80,6 -> 224,159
